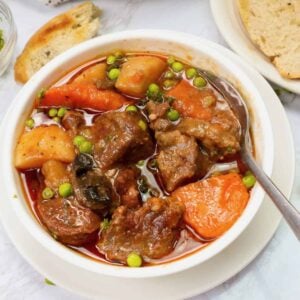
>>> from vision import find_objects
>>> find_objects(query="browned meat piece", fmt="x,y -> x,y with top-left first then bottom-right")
114,166 -> 141,208
156,130 -> 211,192
97,197 -> 184,263
37,197 -> 100,246
62,110 -> 85,136
90,111 -> 154,170
146,100 -> 172,131
146,100 -> 170,120
176,115 -> 240,156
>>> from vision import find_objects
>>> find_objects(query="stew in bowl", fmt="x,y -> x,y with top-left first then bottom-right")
14,50 -> 256,268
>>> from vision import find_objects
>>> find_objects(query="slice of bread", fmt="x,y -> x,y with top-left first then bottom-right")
14,1 -> 101,83
238,0 -> 300,79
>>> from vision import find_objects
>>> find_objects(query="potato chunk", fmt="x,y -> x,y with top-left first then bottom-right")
73,63 -> 107,85
115,56 -> 166,97
42,160 -> 70,189
15,125 -> 75,170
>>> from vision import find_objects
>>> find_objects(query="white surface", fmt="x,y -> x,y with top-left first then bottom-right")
210,0 -> 300,95
0,0 -> 299,299
0,34 -> 295,299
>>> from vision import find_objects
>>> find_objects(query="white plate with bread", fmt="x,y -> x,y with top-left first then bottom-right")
210,0 -> 300,94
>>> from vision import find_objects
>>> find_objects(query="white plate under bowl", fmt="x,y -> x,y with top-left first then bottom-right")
0,41 -> 294,299
210,0 -> 300,95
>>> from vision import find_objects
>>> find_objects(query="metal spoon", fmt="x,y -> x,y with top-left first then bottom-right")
199,69 -> 300,240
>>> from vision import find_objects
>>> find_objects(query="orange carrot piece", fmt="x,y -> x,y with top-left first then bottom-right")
166,80 -> 216,121
172,173 -> 249,239
40,83 -> 129,111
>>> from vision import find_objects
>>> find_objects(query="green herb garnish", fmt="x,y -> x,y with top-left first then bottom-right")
44,278 -> 55,286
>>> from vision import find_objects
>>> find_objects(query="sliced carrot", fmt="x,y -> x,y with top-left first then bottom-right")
166,80 -> 216,121
40,83 -> 129,111
172,173 -> 249,239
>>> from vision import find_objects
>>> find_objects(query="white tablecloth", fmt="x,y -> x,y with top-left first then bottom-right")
0,1 -> 299,299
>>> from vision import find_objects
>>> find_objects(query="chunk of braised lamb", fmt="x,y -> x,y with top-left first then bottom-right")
146,100 -> 172,131
176,116 -> 240,156
37,197 -> 100,246
90,111 -> 154,170
156,130 -> 211,192
97,197 -> 184,263
62,110 -> 85,136
114,166 -> 142,208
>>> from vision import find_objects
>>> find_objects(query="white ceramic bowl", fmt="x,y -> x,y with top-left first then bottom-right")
0,30 -> 274,278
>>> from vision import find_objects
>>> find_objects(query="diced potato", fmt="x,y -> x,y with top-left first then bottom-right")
15,125 -> 75,170
115,56 -> 167,97
73,63 -> 107,85
42,160 -> 70,189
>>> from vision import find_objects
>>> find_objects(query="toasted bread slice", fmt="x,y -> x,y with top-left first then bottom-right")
14,1 -> 101,83
238,0 -> 300,79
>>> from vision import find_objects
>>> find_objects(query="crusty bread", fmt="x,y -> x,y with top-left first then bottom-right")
238,0 -> 300,79
14,1 -> 101,83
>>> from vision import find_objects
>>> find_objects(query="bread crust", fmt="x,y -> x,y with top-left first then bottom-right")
14,1 -> 101,83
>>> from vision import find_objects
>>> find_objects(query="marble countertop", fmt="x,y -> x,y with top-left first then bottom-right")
0,0 -> 300,299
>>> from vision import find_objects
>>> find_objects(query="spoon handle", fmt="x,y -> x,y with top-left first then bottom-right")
242,151 -> 300,240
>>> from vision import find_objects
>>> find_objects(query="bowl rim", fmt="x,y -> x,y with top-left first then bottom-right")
0,30 -> 274,278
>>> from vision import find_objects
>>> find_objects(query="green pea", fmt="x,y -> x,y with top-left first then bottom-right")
25,118 -> 35,129
164,70 -> 174,79
242,173 -> 256,189
37,88 -> 46,99
193,76 -> 207,88
171,61 -> 184,73
126,105 -> 138,112
79,140 -> 93,154
48,108 -> 58,118
163,79 -> 176,89
167,56 -> 175,65
167,108 -> 180,121
42,187 -> 54,199
127,252 -> 142,267
108,68 -> 120,80
147,83 -> 160,97
73,135 -> 86,147
186,67 -> 197,79
52,116 -> 61,123
57,107 -> 67,117
138,120 -> 147,131
58,183 -> 73,198
107,55 -> 117,65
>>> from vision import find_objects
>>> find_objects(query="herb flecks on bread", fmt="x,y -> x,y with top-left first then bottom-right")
238,0 -> 300,79
14,1 -> 101,83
